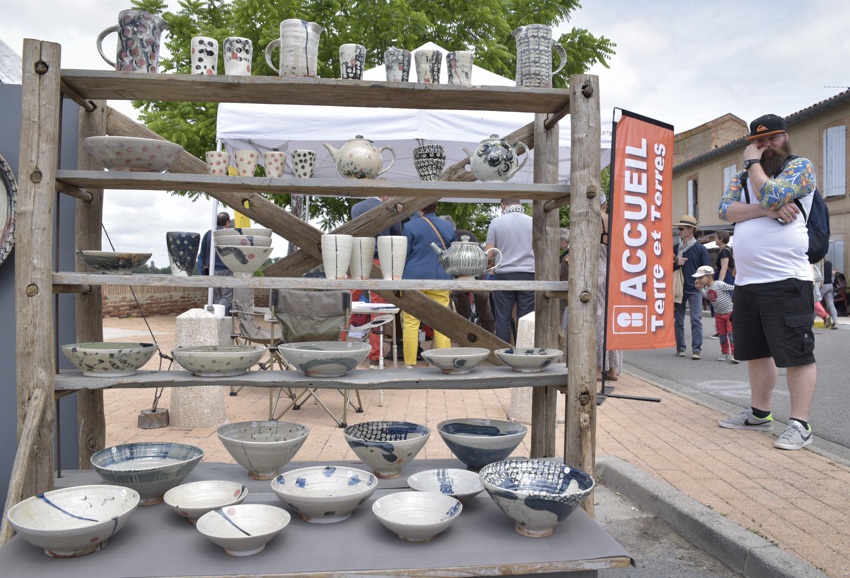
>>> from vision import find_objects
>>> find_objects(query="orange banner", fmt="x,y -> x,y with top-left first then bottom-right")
606,111 -> 675,350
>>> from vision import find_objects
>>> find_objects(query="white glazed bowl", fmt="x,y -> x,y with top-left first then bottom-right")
271,465 -> 377,523
407,468 -> 484,502
421,347 -> 489,374
7,485 -> 140,558
216,421 -> 310,480
214,245 -> 273,276
479,459 -> 595,538
196,504 -> 290,557
83,136 -> 184,172
76,250 -> 152,274
278,341 -> 371,377
163,480 -> 248,524
61,342 -> 158,377
213,234 -> 273,247
343,421 -> 430,479
172,345 -> 266,377
494,348 -> 563,373
214,227 -> 272,238
90,442 -> 204,506
437,418 -> 528,471
372,492 -> 462,542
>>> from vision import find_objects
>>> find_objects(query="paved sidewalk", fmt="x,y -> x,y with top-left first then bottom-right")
103,316 -> 849,577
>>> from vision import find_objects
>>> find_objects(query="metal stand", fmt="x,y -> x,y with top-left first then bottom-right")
597,376 -> 661,405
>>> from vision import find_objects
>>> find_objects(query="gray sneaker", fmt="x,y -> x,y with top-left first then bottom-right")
774,421 -> 813,450
718,409 -> 773,431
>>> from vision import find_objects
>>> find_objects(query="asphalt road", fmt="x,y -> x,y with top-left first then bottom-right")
620,312 -> 850,461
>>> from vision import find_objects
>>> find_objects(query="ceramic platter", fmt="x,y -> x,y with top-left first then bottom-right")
0,153 -> 17,267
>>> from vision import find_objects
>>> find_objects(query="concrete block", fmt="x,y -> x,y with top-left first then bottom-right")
508,312 -> 565,424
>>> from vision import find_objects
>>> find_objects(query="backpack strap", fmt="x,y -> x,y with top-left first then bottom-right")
741,155 -> 809,221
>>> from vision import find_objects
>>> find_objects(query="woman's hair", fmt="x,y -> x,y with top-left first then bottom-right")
559,228 -> 570,243
716,230 -> 730,244
422,201 -> 439,214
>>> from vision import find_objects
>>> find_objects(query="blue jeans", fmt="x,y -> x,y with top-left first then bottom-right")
674,291 -> 703,353
493,272 -> 536,344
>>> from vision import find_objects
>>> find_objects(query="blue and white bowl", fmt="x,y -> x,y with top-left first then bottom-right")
343,421 -> 430,479
278,341 -> 371,377
216,421 -> 310,480
479,459 -> 595,538
372,492 -> 462,542
407,468 -> 484,502
214,245 -> 273,276
271,465 -> 377,523
494,347 -> 563,373
196,504 -> 290,557
90,442 -> 204,505
421,347 -> 489,374
61,341 -> 158,377
163,480 -> 248,524
76,250 -> 152,274
437,418 -> 528,470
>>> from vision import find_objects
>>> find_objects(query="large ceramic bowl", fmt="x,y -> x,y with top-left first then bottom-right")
494,348 -> 563,373
372,492 -> 462,542
343,421 -> 430,479
437,418 -> 528,470
215,227 -> 272,238
271,465 -> 377,523
7,485 -> 140,558
407,468 -> 484,502
214,245 -> 273,276
213,234 -> 273,248
421,347 -> 490,374
216,421 -> 310,480
479,459 -> 595,538
163,480 -> 248,524
61,342 -> 158,377
277,341 -> 371,377
172,345 -> 266,377
76,250 -> 152,274
196,504 -> 290,557
90,442 -> 204,505
83,136 -> 184,172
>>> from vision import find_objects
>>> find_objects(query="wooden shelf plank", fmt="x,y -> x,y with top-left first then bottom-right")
54,366 -> 567,391
60,70 -> 571,114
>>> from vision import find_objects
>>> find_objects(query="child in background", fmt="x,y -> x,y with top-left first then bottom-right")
693,265 -> 738,364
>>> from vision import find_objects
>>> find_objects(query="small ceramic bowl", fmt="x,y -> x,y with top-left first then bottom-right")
172,345 -> 266,377
163,480 -> 248,524
7,485 -> 140,558
421,347 -> 489,374
213,234 -> 273,248
479,459 -> 595,538
437,418 -> 528,470
407,468 -> 484,502
61,342 -> 158,377
494,348 -> 563,373
90,442 -> 204,506
83,136 -> 184,172
214,245 -> 273,276
271,465 -> 378,523
76,250 -> 152,274
214,227 -> 272,238
277,341 -> 371,377
343,421 -> 430,479
372,492 -> 462,542
216,421 -> 310,480
196,504 -> 290,557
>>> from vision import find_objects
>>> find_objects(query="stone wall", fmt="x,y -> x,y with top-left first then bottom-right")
102,284 -> 271,317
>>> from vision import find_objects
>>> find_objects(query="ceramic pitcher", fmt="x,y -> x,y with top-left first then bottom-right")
97,9 -> 168,73
512,24 -> 567,88
265,19 -> 324,77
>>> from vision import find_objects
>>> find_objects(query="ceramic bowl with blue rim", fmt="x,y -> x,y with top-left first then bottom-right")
372,491 -> 462,542
407,468 -> 484,502
61,341 -> 158,377
270,465 -> 377,523
163,480 -> 248,524
76,250 -> 152,274
343,421 -> 430,479
90,442 -> 204,506
479,459 -> 595,538
214,245 -> 274,276
278,341 -> 372,378
421,347 -> 490,374
196,504 -> 290,557
216,420 -> 310,480
7,484 -> 140,558
172,345 -> 266,377
494,347 -> 563,373
437,418 -> 528,470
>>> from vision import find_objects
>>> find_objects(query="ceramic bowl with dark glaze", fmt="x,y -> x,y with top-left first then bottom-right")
216,420 -> 310,480
61,342 -> 158,377
166,231 -> 201,275
76,250 -> 152,274
437,418 -> 527,470
343,421 -> 430,479
494,347 -> 563,373
271,465 -> 377,523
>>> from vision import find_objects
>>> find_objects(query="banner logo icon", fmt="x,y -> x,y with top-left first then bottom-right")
613,306 -> 647,334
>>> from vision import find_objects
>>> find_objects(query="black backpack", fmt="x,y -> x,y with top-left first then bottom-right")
741,155 -> 830,264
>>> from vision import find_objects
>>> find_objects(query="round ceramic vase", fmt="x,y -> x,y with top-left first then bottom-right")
205,151 -> 230,175
384,47 -> 411,82
265,19 -> 324,77
96,9 -> 168,73
263,151 -> 287,178
414,49 -> 442,84
446,51 -> 473,85
234,149 -> 259,177
291,150 -> 316,178
377,235 -> 407,280
223,37 -> 252,76
166,231 -> 200,276
191,36 -> 218,75
349,236 -> 376,280
339,43 -> 366,79
321,234 -> 353,280
412,144 -> 446,181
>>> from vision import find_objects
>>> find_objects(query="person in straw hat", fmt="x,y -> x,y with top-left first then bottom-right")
673,215 -> 711,359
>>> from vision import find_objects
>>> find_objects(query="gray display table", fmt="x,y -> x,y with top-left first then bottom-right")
1,460 -> 632,577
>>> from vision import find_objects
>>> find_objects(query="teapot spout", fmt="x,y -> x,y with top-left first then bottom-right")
430,242 -> 445,258
462,147 -> 474,159
322,142 -> 340,163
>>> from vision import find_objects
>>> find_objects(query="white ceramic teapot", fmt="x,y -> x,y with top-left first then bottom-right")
323,136 -> 396,179
431,235 -> 502,280
463,135 -> 528,182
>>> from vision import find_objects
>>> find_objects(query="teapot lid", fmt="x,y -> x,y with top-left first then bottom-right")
458,235 -> 474,243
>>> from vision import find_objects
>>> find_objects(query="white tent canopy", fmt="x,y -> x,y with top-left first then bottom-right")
216,42 -> 611,201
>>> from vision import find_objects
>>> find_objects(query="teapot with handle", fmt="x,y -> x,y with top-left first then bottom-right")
431,236 -> 502,280
463,134 -> 528,182
323,136 -> 396,179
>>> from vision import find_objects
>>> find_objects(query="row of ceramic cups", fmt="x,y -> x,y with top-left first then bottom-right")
205,149 -> 316,178
322,234 -> 407,281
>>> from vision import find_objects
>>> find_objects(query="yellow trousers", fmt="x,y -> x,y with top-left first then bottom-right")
403,289 -> 451,365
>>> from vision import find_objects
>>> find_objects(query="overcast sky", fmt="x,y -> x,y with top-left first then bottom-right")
2,0 -> 849,268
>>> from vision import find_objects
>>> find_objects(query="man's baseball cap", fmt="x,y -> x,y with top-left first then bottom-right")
692,265 -> 714,278
746,114 -> 787,141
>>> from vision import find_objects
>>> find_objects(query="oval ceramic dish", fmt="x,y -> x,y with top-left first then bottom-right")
277,341 -> 371,377
342,421 -> 430,479
216,421 -> 310,480
60,342 -> 158,377
83,136 -> 184,172
372,492 -> 462,542
196,504 -> 290,557
172,345 -> 266,377
163,480 -> 248,524
421,347 -> 489,374
76,250 -> 152,274
271,465 -> 377,523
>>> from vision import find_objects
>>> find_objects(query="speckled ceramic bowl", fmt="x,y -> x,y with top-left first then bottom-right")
90,442 -> 204,506
494,348 -> 563,373
372,492 -> 462,542
61,342 -> 158,377
271,465 -> 377,523
163,480 -> 248,524
437,418 -> 528,471
76,250 -> 152,274
343,421 -> 430,479
277,341 -> 371,377
421,347 -> 489,374
216,421 -> 310,480
7,485 -> 140,558
196,504 -> 290,557
479,459 -> 595,538
172,345 -> 266,377
407,468 -> 484,502
83,136 -> 184,172
214,245 -> 273,276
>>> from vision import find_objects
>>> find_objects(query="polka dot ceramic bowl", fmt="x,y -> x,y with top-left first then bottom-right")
172,345 -> 266,377
61,342 -> 158,377
83,136 -> 183,172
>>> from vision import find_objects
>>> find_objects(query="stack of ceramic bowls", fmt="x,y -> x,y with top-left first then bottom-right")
212,228 -> 273,276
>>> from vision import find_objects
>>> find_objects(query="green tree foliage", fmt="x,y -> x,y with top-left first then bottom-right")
130,0 -> 614,236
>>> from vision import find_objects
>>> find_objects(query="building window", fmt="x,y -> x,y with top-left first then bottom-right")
722,164 -> 737,192
823,124 -> 846,198
687,178 -> 698,220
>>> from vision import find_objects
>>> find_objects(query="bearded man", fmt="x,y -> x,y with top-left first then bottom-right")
716,114 -> 818,451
